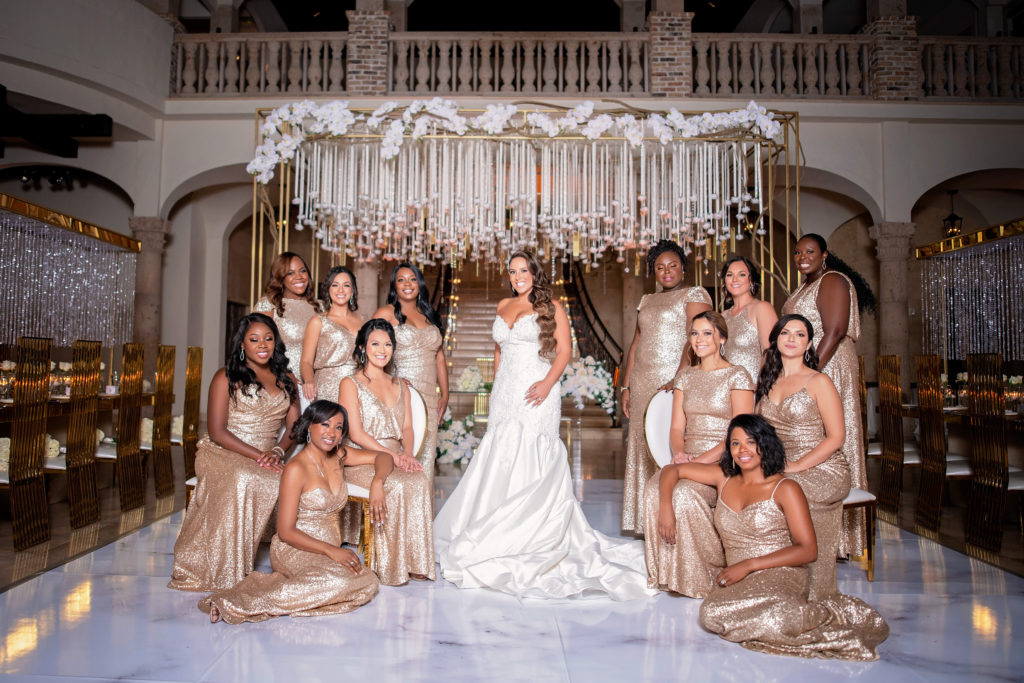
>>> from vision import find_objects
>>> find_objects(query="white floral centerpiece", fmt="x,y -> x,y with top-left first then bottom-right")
141,418 -> 154,448
171,415 -> 184,441
44,434 -> 60,460
455,365 -> 484,393
436,407 -> 480,465
561,356 -> 616,415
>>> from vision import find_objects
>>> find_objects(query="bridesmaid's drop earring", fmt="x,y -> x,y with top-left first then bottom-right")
239,347 -> 245,361
306,432 -> 311,443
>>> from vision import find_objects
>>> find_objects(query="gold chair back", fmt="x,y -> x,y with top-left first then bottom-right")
66,340 -> 102,529
152,345 -> 176,498
10,337 -> 51,550
115,343 -> 147,511
182,346 -> 203,481
876,354 -> 905,517
914,354 -> 947,532
858,355 -> 869,453
965,353 -> 1008,553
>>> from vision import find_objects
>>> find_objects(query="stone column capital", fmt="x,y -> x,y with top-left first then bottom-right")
129,216 -> 170,253
869,221 -> 916,262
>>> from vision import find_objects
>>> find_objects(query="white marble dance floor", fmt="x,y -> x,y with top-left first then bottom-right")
0,478 -> 1022,682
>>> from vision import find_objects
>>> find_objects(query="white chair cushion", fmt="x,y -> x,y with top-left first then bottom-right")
1009,465 -> 1022,474
643,390 -> 675,469
866,441 -> 882,456
0,469 -> 8,485
843,487 -> 876,505
347,483 -> 370,499
43,455 -> 67,471
170,437 -> 183,446
946,461 -> 972,478
95,442 -> 117,460
408,386 -> 427,457
946,452 -> 968,463
185,476 -> 197,487
903,451 -> 921,466
1008,471 -> 1024,492
140,441 -> 152,452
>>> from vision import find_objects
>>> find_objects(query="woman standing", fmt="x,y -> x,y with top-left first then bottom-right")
620,240 -> 712,535
782,233 -> 876,557
339,319 -> 435,586
254,252 -> 320,382
373,263 -> 448,485
200,400 -> 385,624
643,311 -> 754,598
300,266 -> 363,403
169,313 -> 300,592
756,314 -> 850,601
720,255 -> 777,382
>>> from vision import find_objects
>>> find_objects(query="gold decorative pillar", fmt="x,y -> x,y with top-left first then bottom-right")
130,216 -> 170,373
869,221 -> 916,391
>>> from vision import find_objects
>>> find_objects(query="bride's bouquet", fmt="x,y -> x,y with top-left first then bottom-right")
436,407 -> 481,464
561,356 -> 616,415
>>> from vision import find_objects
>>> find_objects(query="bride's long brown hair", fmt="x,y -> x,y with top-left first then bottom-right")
508,250 -> 557,359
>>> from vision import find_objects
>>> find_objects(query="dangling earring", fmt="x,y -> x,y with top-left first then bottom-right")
803,349 -> 813,365
719,343 -> 726,358
306,432 -> 311,443
239,347 -> 245,362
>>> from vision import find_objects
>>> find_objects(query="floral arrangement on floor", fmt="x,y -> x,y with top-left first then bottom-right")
455,365 -> 484,393
436,407 -> 480,465
561,356 -> 616,415
171,415 -> 184,441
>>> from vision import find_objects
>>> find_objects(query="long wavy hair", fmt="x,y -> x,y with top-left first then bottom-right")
354,318 -> 397,375
508,250 -> 557,359
319,265 -> 359,312
386,262 -> 442,330
225,313 -> 297,403
645,239 -> 688,277
686,310 -> 729,366
719,414 -> 786,477
290,400 -> 348,458
755,314 -> 820,402
719,255 -> 761,309
798,233 -> 878,315
264,251 -> 318,317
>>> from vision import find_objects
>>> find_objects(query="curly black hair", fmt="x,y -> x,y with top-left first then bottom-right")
354,318 -> 398,375
387,262 -> 442,330
755,314 -> 820,402
645,239 -> 688,277
225,313 -> 298,403
799,233 -> 878,315
319,266 -> 359,312
290,399 -> 348,456
718,414 -> 786,477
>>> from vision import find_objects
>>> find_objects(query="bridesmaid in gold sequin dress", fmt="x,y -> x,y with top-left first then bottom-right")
720,256 -> 777,383
339,319 -> 435,586
374,262 -> 448,483
674,415 -> 888,660
169,314 -> 300,592
201,401 -> 385,624
643,311 -> 754,597
254,251 -> 320,382
300,266 -> 363,403
782,234 -> 877,558
756,314 -> 849,601
620,240 -> 711,534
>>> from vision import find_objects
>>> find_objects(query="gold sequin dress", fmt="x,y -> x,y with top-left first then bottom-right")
254,297 -> 318,378
758,387 -> 851,600
699,481 -> 888,660
344,376 -> 435,585
724,304 -> 764,385
312,316 -> 359,402
393,323 -> 443,482
643,365 -> 754,597
782,271 -> 865,557
169,386 -> 289,592
197,485 -> 379,624
623,286 -> 712,533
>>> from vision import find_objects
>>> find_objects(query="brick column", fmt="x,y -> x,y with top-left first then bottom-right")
648,11 -> 694,97
346,9 -> 390,96
130,217 -> 170,373
862,16 -> 922,100
868,221 -> 917,390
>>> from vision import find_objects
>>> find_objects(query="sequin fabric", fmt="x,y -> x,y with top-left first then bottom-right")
622,286 -> 712,533
758,388 -> 851,600
198,485 -> 379,624
168,386 -> 290,592
782,271 -> 865,557
344,376 -> 435,585
724,304 -> 764,384
312,316 -> 360,402
254,297 -> 318,378
393,323 -> 443,484
699,486 -> 889,660
642,365 -> 753,597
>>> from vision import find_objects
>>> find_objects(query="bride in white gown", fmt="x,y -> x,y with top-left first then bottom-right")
434,251 -> 654,601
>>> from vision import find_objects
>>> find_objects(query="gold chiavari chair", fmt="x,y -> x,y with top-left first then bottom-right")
152,345 -> 176,498
859,356 -> 882,458
96,343 -> 146,511
9,337 -> 52,550
65,340 -> 102,528
877,355 -> 920,518
182,346 -> 203,507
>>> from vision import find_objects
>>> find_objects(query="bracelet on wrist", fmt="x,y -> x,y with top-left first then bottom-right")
271,446 -> 286,458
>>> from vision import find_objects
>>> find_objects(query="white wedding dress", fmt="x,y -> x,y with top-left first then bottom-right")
434,314 -> 654,601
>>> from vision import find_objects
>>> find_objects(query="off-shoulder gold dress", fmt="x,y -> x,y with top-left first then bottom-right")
393,323 -> 443,482
197,484 -> 380,624
782,271 -> 864,557
758,387 -> 851,600
699,481 -> 888,660
169,386 -> 289,592
344,376 -> 435,585
724,304 -> 764,385
254,297 -> 318,378
312,316 -> 359,402
643,365 -> 754,597
623,286 -> 712,533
